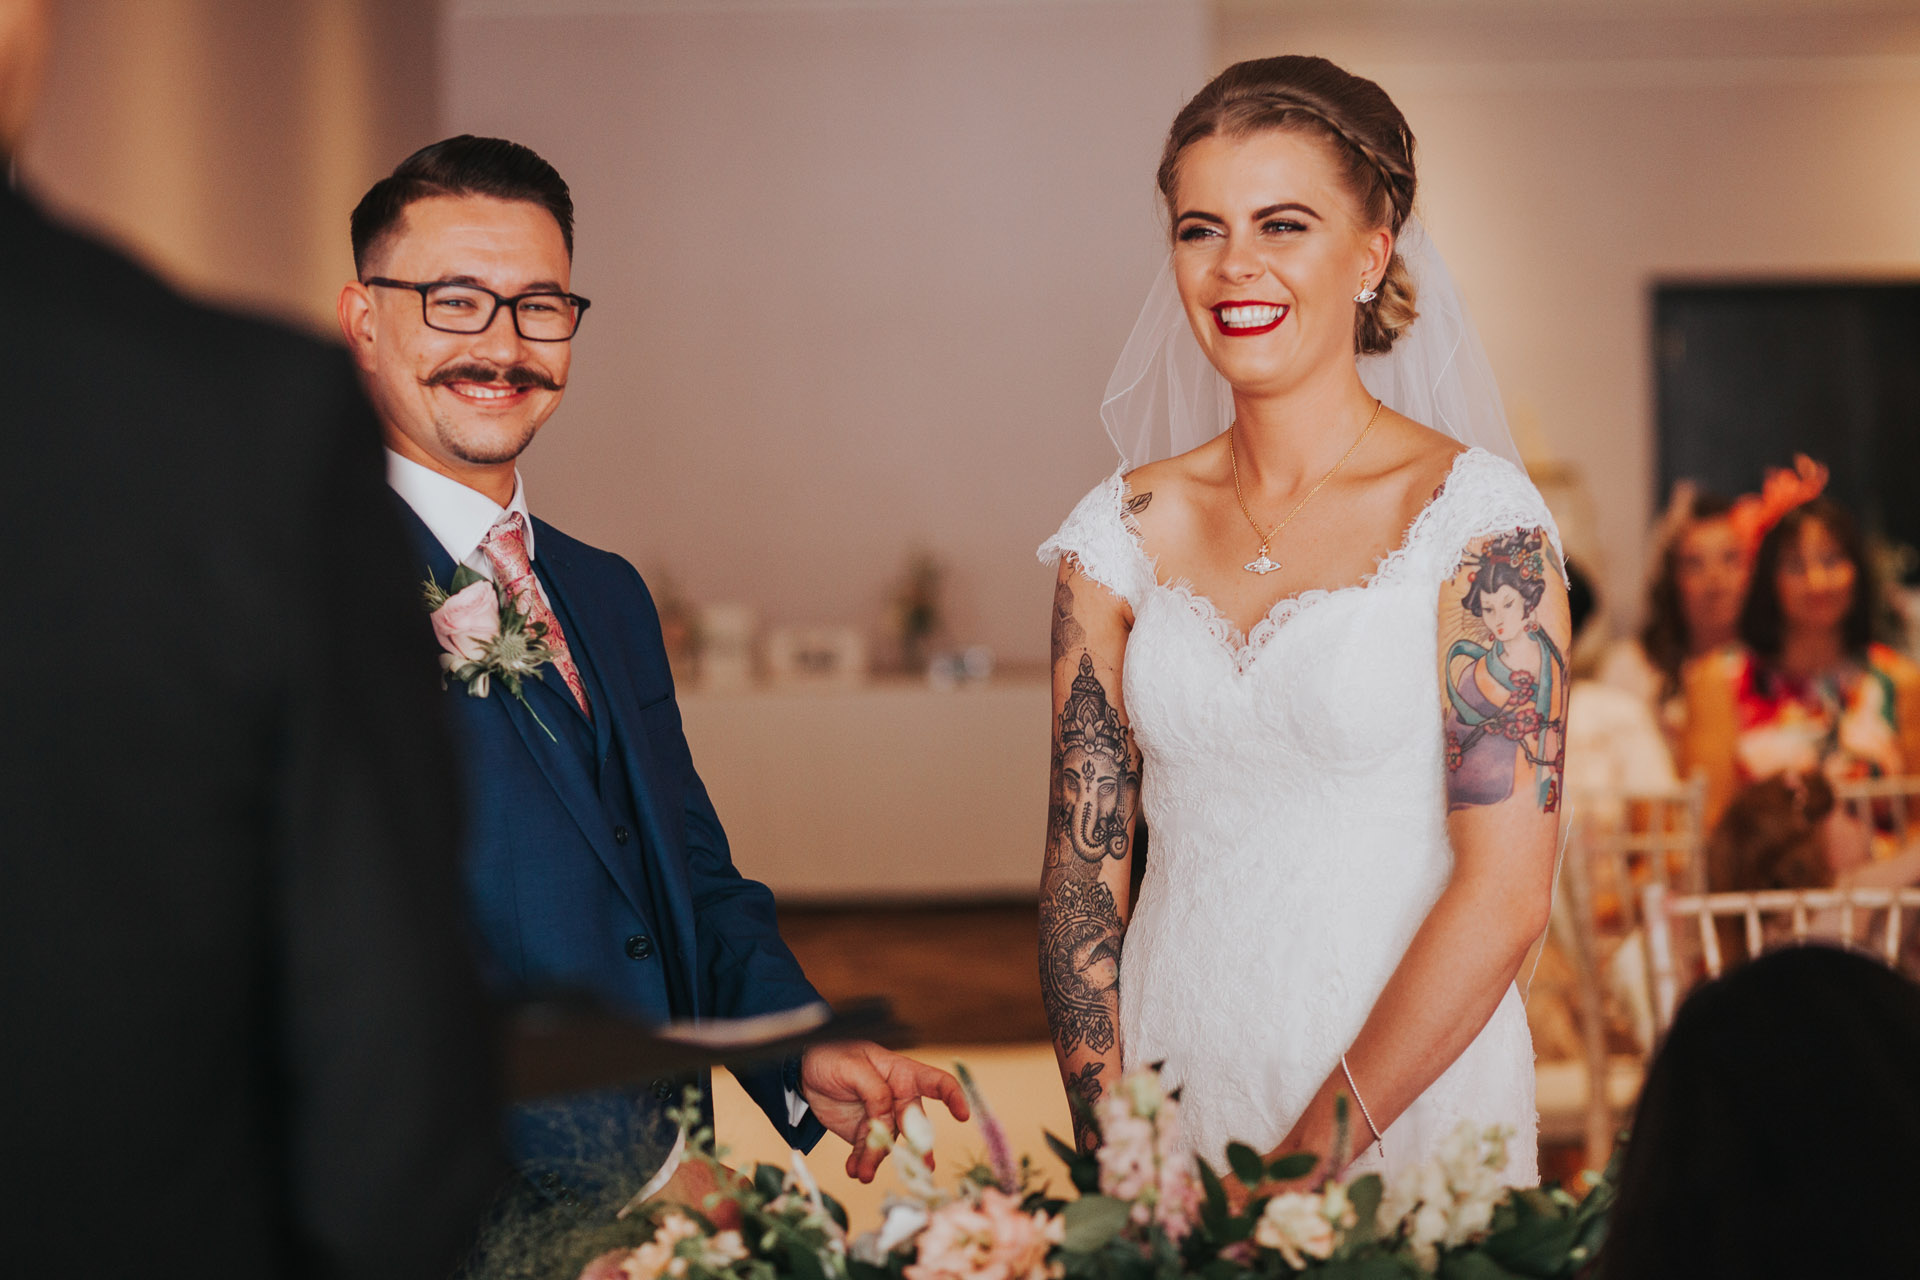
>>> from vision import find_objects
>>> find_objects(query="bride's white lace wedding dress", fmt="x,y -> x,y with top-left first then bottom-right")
1039,446 -> 1554,1186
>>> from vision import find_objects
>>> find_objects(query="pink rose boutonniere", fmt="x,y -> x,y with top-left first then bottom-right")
423,567 -> 558,740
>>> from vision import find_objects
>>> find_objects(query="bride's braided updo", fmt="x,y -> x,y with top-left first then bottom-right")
1157,55 -> 1419,356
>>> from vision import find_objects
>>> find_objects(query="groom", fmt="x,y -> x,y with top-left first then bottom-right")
337,135 -> 964,1204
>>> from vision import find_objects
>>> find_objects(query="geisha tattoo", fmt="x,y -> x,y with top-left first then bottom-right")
1441,528 -> 1569,813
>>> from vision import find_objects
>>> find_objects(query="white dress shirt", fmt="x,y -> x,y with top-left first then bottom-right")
386,450 -> 554,611
385,449 -> 811,1129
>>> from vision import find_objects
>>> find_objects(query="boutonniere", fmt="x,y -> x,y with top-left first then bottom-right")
423,567 -> 558,741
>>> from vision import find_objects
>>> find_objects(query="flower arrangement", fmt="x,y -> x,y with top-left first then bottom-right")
424,567 -> 559,740
529,1066 -> 1614,1280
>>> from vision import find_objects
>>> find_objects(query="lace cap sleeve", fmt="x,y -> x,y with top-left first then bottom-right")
1418,449 -> 1567,584
1037,469 -> 1155,608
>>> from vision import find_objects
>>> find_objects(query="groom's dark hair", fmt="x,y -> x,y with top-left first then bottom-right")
351,135 -> 574,274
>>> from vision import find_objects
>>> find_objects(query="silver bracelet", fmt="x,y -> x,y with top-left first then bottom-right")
1339,1054 -> 1386,1159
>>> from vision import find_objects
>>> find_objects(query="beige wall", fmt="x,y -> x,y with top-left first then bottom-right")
444,0 -> 1211,666
1219,0 -> 1920,631
21,0 -> 1920,653
16,0 -> 438,333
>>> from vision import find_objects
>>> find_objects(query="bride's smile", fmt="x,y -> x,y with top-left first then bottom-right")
1170,129 -> 1390,401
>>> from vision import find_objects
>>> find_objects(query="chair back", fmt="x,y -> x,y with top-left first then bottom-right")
1641,882 -> 1920,1035
1574,773 -> 1708,935
1832,774 -> 1920,844
1553,776 -> 1708,1169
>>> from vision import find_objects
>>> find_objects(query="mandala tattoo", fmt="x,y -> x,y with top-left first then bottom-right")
1040,875 -> 1122,1057
1053,655 -> 1140,863
1052,578 -> 1086,667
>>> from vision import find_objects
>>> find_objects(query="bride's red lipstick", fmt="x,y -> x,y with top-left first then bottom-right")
1211,301 -> 1289,336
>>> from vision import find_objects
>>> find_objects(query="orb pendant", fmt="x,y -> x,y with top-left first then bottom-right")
1244,550 -> 1281,575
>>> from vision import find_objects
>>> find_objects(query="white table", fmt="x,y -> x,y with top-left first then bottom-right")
678,678 -> 1052,901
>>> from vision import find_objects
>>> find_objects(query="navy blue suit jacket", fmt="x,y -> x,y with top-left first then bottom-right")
401,502 -> 826,1182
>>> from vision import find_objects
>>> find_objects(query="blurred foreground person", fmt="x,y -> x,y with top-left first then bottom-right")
0,3 -> 505,1274
1599,945 -> 1920,1279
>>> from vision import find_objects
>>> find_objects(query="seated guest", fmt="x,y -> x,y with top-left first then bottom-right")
1598,946 -> 1920,1280
1706,772 -> 1920,967
1679,495 -> 1920,825
1597,485 -> 1749,745
1566,559 -> 1681,820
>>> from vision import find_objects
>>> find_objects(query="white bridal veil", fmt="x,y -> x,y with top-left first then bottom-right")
1098,217 -> 1524,471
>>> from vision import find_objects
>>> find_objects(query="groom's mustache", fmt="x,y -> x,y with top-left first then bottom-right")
423,363 -> 564,392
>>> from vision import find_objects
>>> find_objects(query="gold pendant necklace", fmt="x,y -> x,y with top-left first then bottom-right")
1229,398 -> 1384,575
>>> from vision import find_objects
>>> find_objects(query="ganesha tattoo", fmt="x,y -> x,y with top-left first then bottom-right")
1053,654 -> 1141,863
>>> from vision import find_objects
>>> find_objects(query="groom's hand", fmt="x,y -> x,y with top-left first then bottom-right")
799,1042 -> 970,1182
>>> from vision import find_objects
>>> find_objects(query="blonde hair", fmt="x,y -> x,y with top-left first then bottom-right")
1156,55 -> 1417,355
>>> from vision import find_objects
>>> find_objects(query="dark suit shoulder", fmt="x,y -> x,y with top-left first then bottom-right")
530,518 -> 652,591
1,185 -> 335,368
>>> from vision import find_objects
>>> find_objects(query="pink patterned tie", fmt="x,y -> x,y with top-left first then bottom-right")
482,511 -> 592,718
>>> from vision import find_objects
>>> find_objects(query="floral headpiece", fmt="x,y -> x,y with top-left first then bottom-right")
1463,528 -> 1548,588
1728,453 -> 1828,553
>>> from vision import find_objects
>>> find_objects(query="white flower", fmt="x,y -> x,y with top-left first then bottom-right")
1254,1192 -> 1336,1269
1384,1123 -> 1514,1268
901,1103 -> 938,1155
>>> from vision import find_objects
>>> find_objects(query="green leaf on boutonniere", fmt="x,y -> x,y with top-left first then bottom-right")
449,564 -> 485,593
1060,1194 -> 1131,1253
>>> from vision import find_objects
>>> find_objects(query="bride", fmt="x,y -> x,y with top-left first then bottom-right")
1037,55 -> 1567,1188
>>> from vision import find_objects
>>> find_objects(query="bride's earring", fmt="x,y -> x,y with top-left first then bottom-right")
1354,278 -> 1379,304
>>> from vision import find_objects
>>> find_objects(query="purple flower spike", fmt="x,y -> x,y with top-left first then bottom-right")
956,1062 -> 1019,1194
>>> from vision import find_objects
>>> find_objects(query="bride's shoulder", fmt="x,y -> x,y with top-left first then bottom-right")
1121,438 -> 1225,540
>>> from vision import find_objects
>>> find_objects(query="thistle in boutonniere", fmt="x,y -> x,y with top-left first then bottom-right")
423,567 -> 558,741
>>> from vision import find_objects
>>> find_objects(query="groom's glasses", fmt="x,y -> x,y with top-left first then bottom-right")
365,277 -> 592,342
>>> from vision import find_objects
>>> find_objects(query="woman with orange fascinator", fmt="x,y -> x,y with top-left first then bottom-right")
1678,462 -> 1920,838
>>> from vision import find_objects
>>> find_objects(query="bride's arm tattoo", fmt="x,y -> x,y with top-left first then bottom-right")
1437,527 -> 1571,814
1042,579 -> 1140,1148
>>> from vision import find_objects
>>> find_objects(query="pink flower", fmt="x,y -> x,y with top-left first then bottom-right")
1095,1104 -> 1156,1202
904,1190 -> 1061,1280
431,580 -> 500,665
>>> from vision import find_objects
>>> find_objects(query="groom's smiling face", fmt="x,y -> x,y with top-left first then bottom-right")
343,194 -> 573,489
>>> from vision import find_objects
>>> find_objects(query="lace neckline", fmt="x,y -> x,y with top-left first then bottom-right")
1118,446 -> 1483,672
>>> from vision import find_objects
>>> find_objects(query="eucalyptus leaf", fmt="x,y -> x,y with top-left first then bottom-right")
1437,1250 -> 1524,1280
1226,1143 -> 1265,1187
1343,1173 -> 1384,1249
1046,1131 -> 1082,1169
753,1163 -> 786,1201
784,1238 -> 828,1280
1061,1194 -> 1133,1253
1197,1159 -> 1228,1223
1266,1153 -> 1318,1183
1481,1214 -> 1579,1273
1315,1257 -> 1416,1280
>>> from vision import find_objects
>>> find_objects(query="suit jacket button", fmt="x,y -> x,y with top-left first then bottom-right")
614,826 -> 632,845
624,933 -> 654,961
652,1078 -> 675,1102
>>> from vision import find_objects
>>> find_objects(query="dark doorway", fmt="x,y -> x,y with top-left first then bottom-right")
1654,282 -> 1920,571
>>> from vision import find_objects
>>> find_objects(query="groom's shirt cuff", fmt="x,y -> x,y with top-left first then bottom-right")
786,1087 -> 810,1128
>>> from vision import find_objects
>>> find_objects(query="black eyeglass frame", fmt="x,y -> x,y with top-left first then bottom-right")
364,276 -> 593,342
